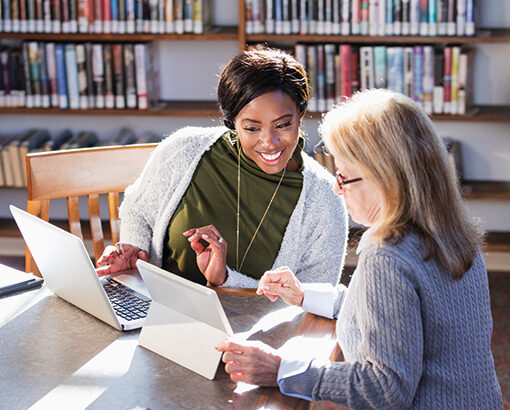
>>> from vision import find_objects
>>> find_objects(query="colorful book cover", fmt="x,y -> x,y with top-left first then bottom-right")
443,46 -> 452,113
28,42 -> 41,107
174,0 -> 183,33
11,0 -> 20,32
428,0 -> 437,35
54,43 -> 68,109
78,0 -> 90,32
386,0 -> 394,35
183,0 -> 192,32
110,0 -> 119,32
3,0 -> 12,32
419,0 -> 428,36
340,44 -> 352,99
387,47 -> 404,94
465,0 -> 474,36
103,0 -> 111,33
64,43 -> 79,109
450,46 -> 460,114
457,50 -> 472,114
360,0 -> 369,35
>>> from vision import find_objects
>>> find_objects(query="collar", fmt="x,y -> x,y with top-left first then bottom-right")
356,226 -> 375,255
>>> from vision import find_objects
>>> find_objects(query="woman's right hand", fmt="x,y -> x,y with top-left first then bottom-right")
256,266 -> 304,306
96,244 -> 149,276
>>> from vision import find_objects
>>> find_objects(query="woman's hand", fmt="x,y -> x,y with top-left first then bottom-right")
96,244 -> 149,276
256,266 -> 304,306
183,225 -> 227,286
216,339 -> 281,386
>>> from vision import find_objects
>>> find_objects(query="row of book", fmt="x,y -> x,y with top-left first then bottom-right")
0,127 -> 162,187
246,0 -> 475,37
295,43 -> 472,115
0,0 -> 212,34
314,136 -> 463,179
0,42 -> 159,109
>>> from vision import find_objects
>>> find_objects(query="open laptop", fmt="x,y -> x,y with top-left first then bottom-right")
136,259 -> 234,380
10,205 -> 151,331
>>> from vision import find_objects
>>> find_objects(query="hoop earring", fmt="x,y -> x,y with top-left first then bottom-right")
229,129 -> 238,144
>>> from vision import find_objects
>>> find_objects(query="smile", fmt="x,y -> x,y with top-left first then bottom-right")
259,151 -> 282,161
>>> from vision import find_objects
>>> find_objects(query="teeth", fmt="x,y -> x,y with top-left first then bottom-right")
260,151 -> 282,161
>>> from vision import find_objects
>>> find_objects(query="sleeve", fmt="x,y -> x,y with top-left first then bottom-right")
308,253 -> 424,409
221,265 -> 260,288
301,283 -> 347,319
294,181 -> 348,286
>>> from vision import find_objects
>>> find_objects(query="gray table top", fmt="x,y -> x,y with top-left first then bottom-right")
0,285 -> 329,410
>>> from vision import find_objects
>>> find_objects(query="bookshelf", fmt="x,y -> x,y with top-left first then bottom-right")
0,0 -> 509,236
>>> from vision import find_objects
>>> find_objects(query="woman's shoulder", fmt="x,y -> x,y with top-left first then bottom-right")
159,126 -> 227,150
361,232 -> 423,269
302,152 -> 336,184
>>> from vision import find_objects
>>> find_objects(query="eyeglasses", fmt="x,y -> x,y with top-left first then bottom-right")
335,170 -> 363,190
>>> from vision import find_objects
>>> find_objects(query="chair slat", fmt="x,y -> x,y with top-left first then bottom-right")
108,192 -> 120,245
67,196 -> 83,240
88,194 -> 104,265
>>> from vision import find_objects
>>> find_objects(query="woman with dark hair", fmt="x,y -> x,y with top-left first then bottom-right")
97,47 -> 348,288
217,89 -> 502,408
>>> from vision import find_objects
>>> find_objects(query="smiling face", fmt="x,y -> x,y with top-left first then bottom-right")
234,90 -> 301,175
333,157 -> 383,227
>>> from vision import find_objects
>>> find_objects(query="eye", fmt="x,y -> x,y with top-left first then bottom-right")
243,126 -> 259,132
276,121 -> 292,129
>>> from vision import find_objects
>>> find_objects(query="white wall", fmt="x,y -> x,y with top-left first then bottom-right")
0,0 -> 509,231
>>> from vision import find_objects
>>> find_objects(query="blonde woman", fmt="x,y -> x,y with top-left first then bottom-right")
217,89 -> 502,409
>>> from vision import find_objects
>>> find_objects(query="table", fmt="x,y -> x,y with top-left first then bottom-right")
0,286 -> 344,409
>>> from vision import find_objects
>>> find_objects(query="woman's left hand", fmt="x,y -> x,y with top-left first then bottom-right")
216,339 -> 281,386
183,224 -> 228,286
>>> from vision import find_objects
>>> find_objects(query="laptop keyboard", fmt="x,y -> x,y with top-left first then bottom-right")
103,278 -> 151,321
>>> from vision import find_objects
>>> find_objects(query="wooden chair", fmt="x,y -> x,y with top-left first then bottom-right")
25,144 -> 157,277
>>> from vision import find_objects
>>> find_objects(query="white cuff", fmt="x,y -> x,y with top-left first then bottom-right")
301,283 -> 336,319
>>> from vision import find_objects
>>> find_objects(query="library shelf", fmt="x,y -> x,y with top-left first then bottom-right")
245,28 -> 510,46
461,181 -> 510,200
0,26 -> 239,42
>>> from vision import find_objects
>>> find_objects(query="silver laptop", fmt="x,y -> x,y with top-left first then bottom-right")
10,205 -> 150,331
136,259 -> 234,380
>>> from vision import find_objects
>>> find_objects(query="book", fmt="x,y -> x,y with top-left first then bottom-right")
437,0 -> 447,35
433,51 -> 444,114
12,49 -> 26,108
43,0 -> 51,32
64,43 -> 79,109
443,46 -> 452,113
43,128 -> 73,151
27,0 -> 37,32
403,46 -> 413,99
126,0 -> 136,32
27,42 -> 41,108
387,47 -> 404,94
18,128 -> 51,185
291,0 -> 299,33
323,0 -> 332,35
265,0 -> 274,33
110,0 -> 119,33
413,45 -> 424,106
393,0 -> 402,34
84,42 -> 95,108
0,136 -> 17,187
0,50 -> 10,108
61,0 -> 70,33
405,0 -> 414,35
341,0 -> 350,35
69,0 -> 78,32
428,0 -> 437,36
103,44 -> 115,108
324,43 -> 336,109
174,0 -> 183,33
149,0 -> 158,33
456,0 -> 466,36
340,44 -> 352,100
134,43 -> 148,109
385,0 -> 393,34
112,43 -> 125,109
45,43 -> 59,107
422,45 -> 434,114
11,0 -> 20,32
39,42 -> 50,108
118,0 -> 126,33
183,0 -> 192,32
76,43 -> 88,109
446,0 -> 455,35
450,46 -> 460,114
465,0 -> 474,36
457,50 -> 473,115
351,0 -> 361,34
92,43 -> 104,108
21,43 -> 33,108
93,0 -> 102,32
378,0 -> 386,36
368,0 -> 378,36
7,129 -> 36,187
306,45 -> 317,112
360,46 -> 374,90
316,44 -> 326,112
360,0 -> 368,35
373,45 -> 387,89
418,0 -> 428,35
78,0 -> 90,32
123,43 -> 137,108
350,47 -> 360,93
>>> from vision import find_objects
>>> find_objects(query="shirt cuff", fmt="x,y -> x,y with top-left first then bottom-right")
301,283 -> 336,319
277,356 -> 314,401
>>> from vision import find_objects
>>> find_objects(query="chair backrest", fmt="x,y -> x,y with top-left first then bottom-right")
25,144 -> 157,276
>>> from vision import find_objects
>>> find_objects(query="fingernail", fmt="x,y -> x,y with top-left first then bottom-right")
264,285 -> 270,290
203,234 -> 209,238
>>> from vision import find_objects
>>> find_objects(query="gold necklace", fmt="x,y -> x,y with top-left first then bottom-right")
236,142 -> 286,272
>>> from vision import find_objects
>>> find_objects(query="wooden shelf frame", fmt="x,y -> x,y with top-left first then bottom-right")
0,26 -> 239,42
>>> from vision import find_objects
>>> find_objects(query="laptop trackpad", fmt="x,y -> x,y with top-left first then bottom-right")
110,269 -> 149,297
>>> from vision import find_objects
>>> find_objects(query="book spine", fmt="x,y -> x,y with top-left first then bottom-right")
123,43 -> 137,108
373,45 -> 387,88
69,0 -> 77,31
323,0 -> 332,35
134,43 -> 148,109
385,0 -> 393,34
316,0 -> 324,35
94,0 -> 102,32
456,0 -> 465,36
368,0 -> 378,36
102,43 -> 114,108
294,43 -> 307,73
299,0 -> 307,34
418,0 -> 428,35
402,0 -> 410,36
0,51 -> 10,107
360,46 -> 374,90
378,0 -> 386,35
360,0 -> 368,34
84,42 -> 95,107
253,0 -> 262,34
61,0 -> 70,32
135,0 -> 143,31
324,43 -> 336,109
126,0 -> 136,32
331,0 -> 339,34
75,43 -> 88,108
103,0 -> 111,32
19,0 -> 28,32
39,42 -> 50,107
112,43 -> 125,108
110,0 -> 119,32
465,0 -> 474,36
437,0 -> 447,35
118,0 -> 126,32
158,0 -> 164,33
50,0 -> 61,32
78,0 -> 89,32
446,0 -> 455,35
291,0 -> 299,33
64,43 -> 79,109
443,46 -> 452,113
351,0 -> 360,34
393,0 -> 401,35
428,0 -> 437,36
340,0 -> 350,35
92,43 -> 104,108
333,54 -> 341,103
11,0 -> 20,32
306,45 -> 317,112
14,50 -> 27,107
43,0 -> 51,32
450,45 -> 460,114
3,0 -> 12,32
54,44 -> 68,108
21,44 -> 32,107
274,0 -> 282,34
413,45 -> 423,106
28,41 -> 41,107
403,46 -> 413,98
432,51 -> 444,113
387,47 -> 404,94
422,45 -> 434,114
350,47 -> 360,93
183,0 -> 192,32
340,44 -> 352,99
142,0 -> 150,32
457,50 -> 472,114
266,0 -> 274,33
148,0 -> 157,33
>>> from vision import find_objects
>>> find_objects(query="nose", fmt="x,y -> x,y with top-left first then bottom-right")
260,129 -> 279,148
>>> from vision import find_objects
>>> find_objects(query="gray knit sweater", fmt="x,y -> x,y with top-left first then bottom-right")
119,126 -> 348,288
279,232 -> 503,409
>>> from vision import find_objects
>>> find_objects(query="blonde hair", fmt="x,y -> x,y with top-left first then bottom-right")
320,89 -> 483,279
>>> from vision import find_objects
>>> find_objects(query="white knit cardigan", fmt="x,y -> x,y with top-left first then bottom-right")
119,126 -> 348,287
